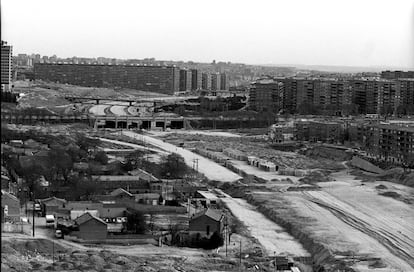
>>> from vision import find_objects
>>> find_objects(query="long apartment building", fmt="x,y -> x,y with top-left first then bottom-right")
365,124 -> 414,165
34,63 -> 180,94
252,78 -> 353,114
381,70 -> 414,79
1,41 -> 13,92
250,75 -> 414,115
34,63 -> 230,94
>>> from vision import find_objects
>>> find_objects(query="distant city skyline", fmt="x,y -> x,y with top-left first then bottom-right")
2,0 -> 414,69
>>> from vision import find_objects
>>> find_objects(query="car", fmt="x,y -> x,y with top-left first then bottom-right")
55,229 -> 63,239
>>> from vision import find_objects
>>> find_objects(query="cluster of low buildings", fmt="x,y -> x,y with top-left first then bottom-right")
1,135 -> 230,245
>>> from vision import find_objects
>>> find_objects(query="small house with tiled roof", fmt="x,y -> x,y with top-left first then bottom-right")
189,208 -> 224,239
73,212 -> 107,240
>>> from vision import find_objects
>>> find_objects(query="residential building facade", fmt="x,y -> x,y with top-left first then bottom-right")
179,69 -> 192,92
1,41 -> 13,92
34,63 -> 180,94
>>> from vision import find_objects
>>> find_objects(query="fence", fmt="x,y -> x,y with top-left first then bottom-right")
65,234 -> 157,245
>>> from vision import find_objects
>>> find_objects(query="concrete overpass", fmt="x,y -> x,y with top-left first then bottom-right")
92,115 -> 188,130
65,95 -> 198,106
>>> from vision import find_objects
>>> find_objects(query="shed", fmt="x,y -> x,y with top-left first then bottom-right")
193,190 -> 220,207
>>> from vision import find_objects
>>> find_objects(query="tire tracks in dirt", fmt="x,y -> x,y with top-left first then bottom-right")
303,193 -> 414,268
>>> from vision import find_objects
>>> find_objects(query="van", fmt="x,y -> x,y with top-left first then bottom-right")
45,214 -> 55,227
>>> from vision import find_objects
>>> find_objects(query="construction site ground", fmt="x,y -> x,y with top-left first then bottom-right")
118,130 -> 414,272
3,203 -> 283,272
2,233 -> 254,272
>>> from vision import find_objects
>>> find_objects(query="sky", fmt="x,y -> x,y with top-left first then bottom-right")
2,0 -> 414,69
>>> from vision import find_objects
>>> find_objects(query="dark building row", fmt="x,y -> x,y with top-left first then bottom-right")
381,70 -> 414,79
35,63 -> 180,95
250,77 -> 414,115
295,120 -> 343,143
34,63 -> 229,94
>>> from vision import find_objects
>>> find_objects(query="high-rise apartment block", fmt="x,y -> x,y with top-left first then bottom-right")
34,63 -> 180,94
202,73 -> 212,90
191,69 -> 202,91
395,79 -> 414,113
249,80 -> 283,112
220,73 -> 229,90
1,41 -> 13,92
211,73 -> 221,91
179,69 -> 192,92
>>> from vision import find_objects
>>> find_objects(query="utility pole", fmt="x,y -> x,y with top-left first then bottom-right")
32,191 -> 35,237
52,239 -> 55,266
225,216 -> 228,257
192,158 -> 199,173
274,251 -> 277,272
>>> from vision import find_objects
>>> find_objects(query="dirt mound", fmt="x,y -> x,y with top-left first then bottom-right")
299,170 -> 332,184
2,238 -> 246,271
379,191 -> 401,199
5,239 -> 67,256
368,259 -> 387,269
244,194 -> 358,272
401,172 -> 414,187
378,167 -> 404,178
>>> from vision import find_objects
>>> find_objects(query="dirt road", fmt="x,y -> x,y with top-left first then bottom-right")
222,196 -> 310,257
121,131 -> 242,182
